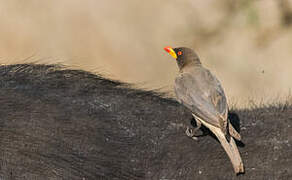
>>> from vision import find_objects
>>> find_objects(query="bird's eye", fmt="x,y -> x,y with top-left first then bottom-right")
177,51 -> 182,56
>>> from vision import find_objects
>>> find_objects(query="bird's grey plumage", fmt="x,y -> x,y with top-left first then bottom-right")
174,66 -> 228,132
173,47 -> 240,139
171,47 -> 244,174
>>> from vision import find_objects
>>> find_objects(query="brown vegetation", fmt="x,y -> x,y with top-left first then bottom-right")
1,1 -> 292,107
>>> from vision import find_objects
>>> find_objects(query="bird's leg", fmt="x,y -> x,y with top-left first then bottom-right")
185,119 -> 202,140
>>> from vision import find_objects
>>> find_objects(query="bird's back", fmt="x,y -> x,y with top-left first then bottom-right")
175,66 -> 228,129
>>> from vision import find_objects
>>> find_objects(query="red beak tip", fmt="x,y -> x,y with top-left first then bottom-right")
164,46 -> 171,53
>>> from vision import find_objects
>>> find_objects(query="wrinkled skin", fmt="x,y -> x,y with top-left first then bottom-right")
0,64 -> 291,180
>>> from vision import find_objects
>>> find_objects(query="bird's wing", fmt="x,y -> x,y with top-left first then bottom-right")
174,68 -> 228,128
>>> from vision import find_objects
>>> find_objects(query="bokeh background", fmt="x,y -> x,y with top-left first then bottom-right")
1,0 -> 292,108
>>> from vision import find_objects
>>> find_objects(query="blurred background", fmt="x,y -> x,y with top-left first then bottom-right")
1,0 -> 292,108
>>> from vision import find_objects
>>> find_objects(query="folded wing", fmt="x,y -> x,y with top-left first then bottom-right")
174,68 -> 228,129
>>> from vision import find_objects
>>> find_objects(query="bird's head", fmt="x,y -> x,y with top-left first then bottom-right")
164,46 -> 201,69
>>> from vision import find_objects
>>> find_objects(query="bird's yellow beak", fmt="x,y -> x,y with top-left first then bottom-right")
164,46 -> 177,59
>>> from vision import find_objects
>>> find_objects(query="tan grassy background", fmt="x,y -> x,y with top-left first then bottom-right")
1,0 -> 292,107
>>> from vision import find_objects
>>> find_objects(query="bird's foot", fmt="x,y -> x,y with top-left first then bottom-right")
185,127 -> 198,140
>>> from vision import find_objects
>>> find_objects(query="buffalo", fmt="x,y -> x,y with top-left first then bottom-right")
0,64 -> 291,180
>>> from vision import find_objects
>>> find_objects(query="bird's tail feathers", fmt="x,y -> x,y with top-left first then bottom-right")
201,120 -> 244,174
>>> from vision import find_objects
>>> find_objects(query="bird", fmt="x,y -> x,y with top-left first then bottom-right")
164,46 -> 244,174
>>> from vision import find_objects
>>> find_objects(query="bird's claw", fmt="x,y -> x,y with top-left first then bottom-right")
185,127 -> 198,140
185,127 -> 194,137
